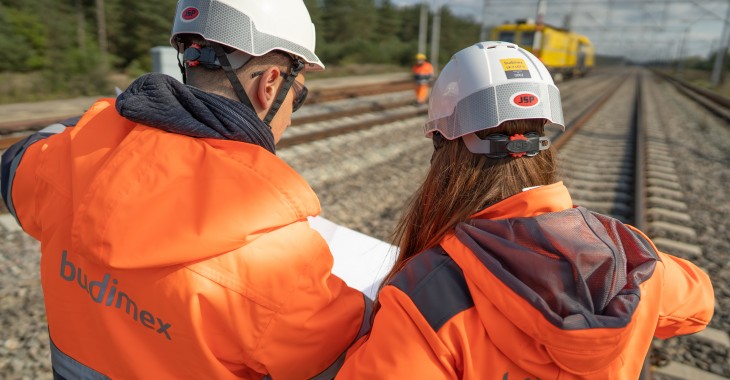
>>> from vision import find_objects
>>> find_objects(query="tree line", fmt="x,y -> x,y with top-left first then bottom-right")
0,0 -> 481,99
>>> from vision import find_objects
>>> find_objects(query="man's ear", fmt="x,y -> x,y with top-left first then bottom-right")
255,67 -> 281,111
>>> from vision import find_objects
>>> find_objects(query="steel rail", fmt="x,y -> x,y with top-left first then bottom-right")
633,73 -> 652,380
553,79 -> 624,149
292,98 -> 414,126
306,80 -> 412,104
279,107 -> 427,148
652,70 -> 730,122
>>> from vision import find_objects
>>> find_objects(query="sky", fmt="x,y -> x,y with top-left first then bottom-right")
391,0 -> 730,62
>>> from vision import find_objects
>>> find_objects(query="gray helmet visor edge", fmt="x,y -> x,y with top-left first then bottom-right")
424,82 -> 565,139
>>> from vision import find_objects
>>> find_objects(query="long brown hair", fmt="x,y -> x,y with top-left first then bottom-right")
374,119 -> 558,315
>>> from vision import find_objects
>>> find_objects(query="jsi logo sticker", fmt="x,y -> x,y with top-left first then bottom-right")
182,7 -> 200,21
511,92 -> 539,108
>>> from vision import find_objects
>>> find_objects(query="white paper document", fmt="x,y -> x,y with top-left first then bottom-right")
308,216 -> 398,300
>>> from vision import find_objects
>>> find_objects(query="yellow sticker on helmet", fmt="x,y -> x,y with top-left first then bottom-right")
500,58 -> 531,79
500,59 -> 528,71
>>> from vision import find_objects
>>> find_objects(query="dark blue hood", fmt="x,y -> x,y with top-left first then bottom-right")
116,73 -> 275,153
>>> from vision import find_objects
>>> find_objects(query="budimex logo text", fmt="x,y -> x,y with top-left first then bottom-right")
59,251 -> 173,340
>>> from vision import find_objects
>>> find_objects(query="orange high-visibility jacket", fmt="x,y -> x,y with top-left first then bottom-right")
412,62 -> 435,84
337,182 -> 714,379
4,99 -> 368,379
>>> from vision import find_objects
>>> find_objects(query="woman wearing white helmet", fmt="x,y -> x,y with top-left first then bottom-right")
1,1 -> 371,379
336,42 -> 713,379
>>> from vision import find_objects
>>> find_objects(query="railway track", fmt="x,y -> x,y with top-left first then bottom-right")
0,68 -> 728,379
640,72 -> 730,380
652,70 -> 730,123
555,69 -> 729,380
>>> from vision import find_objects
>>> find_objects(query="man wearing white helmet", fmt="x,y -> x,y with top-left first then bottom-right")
337,42 -> 713,379
1,1 -> 370,379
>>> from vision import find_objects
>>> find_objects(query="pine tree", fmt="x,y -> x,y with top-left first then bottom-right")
321,0 -> 377,43
106,0 -> 178,70
304,0 -> 325,51
438,8 -> 480,66
0,6 -> 47,71
376,0 -> 401,40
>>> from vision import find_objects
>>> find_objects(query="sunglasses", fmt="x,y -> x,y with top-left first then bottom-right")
250,70 -> 308,112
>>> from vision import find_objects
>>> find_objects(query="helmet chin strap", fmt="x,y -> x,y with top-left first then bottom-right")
263,58 -> 304,125
180,41 -> 303,127
214,44 -> 304,127
211,43 -> 255,111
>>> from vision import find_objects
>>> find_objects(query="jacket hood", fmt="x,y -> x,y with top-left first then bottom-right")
442,183 -> 658,376
116,73 -> 275,153
66,76 -> 320,269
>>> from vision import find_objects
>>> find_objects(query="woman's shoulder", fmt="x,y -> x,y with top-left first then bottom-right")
387,247 -> 474,332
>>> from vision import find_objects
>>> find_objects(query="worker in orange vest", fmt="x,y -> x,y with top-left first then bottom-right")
0,0 -> 370,379
337,41 -> 714,379
412,53 -> 435,105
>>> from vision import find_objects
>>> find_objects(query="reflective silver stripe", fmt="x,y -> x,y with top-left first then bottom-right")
39,123 -> 68,134
51,339 -> 109,380
424,82 -> 564,139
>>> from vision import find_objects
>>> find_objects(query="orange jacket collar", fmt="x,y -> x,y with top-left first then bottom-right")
471,182 -> 573,221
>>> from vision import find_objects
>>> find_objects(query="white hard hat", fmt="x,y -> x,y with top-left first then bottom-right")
170,0 -> 324,71
424,41 -> 564,145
